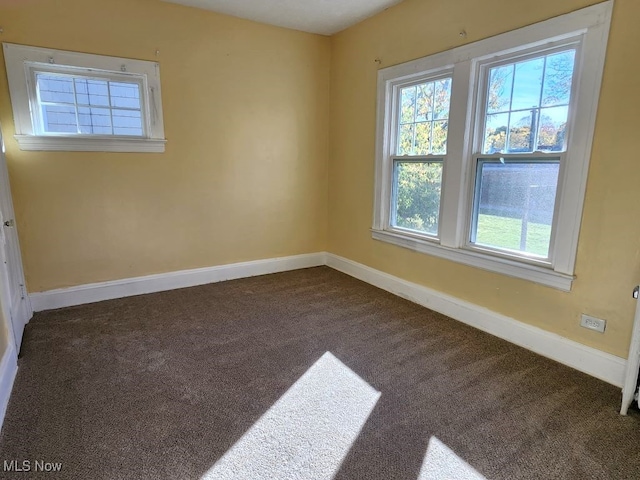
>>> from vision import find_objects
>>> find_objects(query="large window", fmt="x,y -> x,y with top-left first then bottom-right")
3,43 -> 166,152
373,2 -> 612,290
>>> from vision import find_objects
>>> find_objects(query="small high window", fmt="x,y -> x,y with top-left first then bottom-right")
36,73 -> 144,136
3,43 -> 166,152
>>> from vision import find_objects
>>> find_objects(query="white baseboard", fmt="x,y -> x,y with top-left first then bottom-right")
30,253 -> 326,312
28,250 -> 626,387
0,342 -> 18,433
326,253 -> 626,388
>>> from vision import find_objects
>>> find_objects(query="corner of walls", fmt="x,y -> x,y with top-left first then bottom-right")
0,0 -> 333,293
28,250 -> 626,389
325,0 -> 639,361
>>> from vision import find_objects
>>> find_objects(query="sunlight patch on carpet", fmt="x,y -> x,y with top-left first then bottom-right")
418,437 -> 487,480
201,351 -> 381,480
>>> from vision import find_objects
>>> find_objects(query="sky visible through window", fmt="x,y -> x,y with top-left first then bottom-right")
483,49 -> 576,154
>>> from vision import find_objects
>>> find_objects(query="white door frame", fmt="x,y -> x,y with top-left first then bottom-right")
621,287 -> 640,415
0,125 -> 32,352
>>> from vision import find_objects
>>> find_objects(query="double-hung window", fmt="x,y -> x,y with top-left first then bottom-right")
373,2 -> 612,290
3,43 -> 166,152
470,46 -> 576,259
392,75 -> 452,236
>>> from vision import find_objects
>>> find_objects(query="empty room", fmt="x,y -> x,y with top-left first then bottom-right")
0,0 -> 639,478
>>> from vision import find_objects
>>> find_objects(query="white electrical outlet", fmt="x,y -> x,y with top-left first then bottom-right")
580,314 -> 606,333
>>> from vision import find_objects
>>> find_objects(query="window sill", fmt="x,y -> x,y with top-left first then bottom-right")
371,229 -> 574,291
14,135 -> 166,153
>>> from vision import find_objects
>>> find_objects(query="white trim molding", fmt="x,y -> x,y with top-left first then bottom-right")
372,229 -> 574,291
30,253 -> 326,311
28,251 -> 625,388
0,341 -> 18,433
620,291 -> 640,415
325,253 -> 626,387
13,135 -> 167,153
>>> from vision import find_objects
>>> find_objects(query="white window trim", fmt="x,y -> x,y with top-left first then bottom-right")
3,43 -> 167,153
373,1 -> 613,291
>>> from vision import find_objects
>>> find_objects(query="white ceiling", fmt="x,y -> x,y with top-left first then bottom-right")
161,0 -> 404,35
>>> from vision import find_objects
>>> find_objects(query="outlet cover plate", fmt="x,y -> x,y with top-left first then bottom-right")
581,314 -> 606,333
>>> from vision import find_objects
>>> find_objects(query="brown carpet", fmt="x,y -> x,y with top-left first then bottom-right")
1,266 -> 639,479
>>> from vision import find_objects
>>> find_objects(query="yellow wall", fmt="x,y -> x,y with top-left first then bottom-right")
1,0 -> 637,359
0,0 -> 330,292
329,0 -> 640,358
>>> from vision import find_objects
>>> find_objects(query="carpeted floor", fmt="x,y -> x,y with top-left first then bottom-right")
1,266 -> 639,479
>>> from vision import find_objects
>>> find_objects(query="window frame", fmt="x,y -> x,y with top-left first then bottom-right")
3,43 -> 166,153
372,1 -> 613,291
464,40 -> 582,266
29,66 -> 148,138
388,69 -> 454,239
467,155 -> 562,264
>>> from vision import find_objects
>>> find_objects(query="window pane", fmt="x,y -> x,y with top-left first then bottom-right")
400,85 -> 416,124
86,80 -> 110,106
511,58 -> 544,111
508,111 -> 533,153
414,122 -> 431,155
37,75 -> 75,104
484,113 -> 509,154
542,50 -> 576,107
110,82 -> 141,109
78,107 -> 112,134
74,79 -> 90,104
432,120 -> 448,155
392,161 -> 443,236
415,83 -> 433,122
397,77 -> 452,155
434,78 -> 451,120
487,65 -> 513,114
398,124 -> 415,156
537,106 -> 569,151
471,160 -> 559,258
41,105 -> 77,133
112,109 -> 143,136
482,49 -> 576,154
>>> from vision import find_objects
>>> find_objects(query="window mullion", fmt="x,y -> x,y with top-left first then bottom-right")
533,58 -> 549,151
70,78 -> 81,134
373,78 -> 395,231
31,73 -> 45,135
106,81 -> 115,135
438,60 -> 473,249
503,64 -> 516,152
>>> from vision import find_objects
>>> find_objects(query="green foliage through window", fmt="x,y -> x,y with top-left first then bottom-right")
393,161 -> 443,235
397,78 -> 452,155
